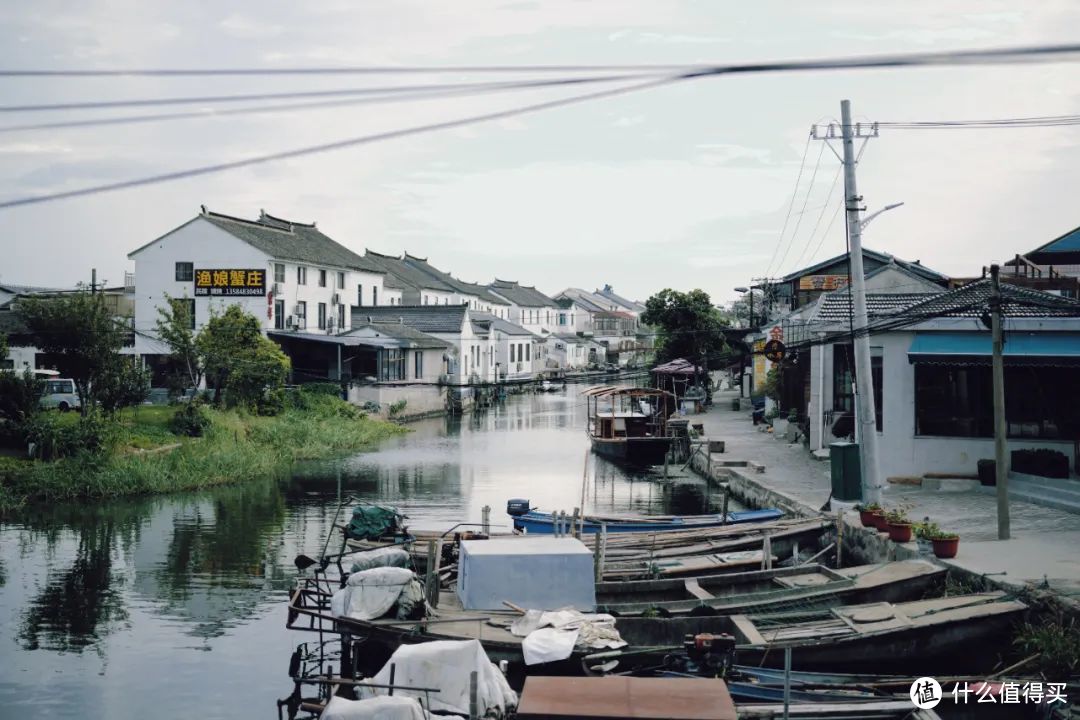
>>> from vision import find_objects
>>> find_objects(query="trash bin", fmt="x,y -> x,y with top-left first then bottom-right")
731,397 -> 740,411
829,441 -> 862,502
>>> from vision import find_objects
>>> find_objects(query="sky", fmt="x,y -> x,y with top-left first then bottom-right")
1,1 -> 1079,306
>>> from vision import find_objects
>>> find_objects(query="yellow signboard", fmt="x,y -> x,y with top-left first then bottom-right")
752,339 -> 767,389
194,268 -> 266,296
799,275 -> 849,291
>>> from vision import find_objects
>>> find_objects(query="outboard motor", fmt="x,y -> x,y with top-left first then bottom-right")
506,498 -> 531,517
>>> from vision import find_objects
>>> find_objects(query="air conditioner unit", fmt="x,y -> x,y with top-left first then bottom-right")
296,317 -> 307,330
326,317 -> 336,334
286,315 -> 296,329
293,304 -> 305,316
271,283 -> 282,295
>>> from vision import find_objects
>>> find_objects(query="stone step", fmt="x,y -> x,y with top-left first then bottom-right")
979,481 -> 1080,515
1008,471 -> 1080,490
1011,480 -> 1080,504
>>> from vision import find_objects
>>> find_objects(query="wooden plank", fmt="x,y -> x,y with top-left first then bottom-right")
683,578 -> 714,601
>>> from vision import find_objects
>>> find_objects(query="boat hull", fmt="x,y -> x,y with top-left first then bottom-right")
512,508 -> 783,534
590,435 -> 673,466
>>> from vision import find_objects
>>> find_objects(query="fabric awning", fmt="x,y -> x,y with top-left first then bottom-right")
908,332 -> 1080,367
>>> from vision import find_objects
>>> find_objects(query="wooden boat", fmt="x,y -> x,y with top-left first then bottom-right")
583,386 -> 675,466
510,508 -> 783,534
595,560 -> 946,615
287,583 -> 1024,686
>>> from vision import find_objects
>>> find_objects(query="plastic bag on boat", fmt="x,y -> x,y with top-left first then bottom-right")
322,695 -> 430,720
331,567 -> 418,621
510,608 -> 626,665
344,547 -> 412,572
359,639 -> 517,718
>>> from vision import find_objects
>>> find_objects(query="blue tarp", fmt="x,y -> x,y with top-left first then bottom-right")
908,332 -> 1080,365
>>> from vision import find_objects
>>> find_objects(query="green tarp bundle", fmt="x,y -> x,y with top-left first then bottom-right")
346,505 -> 404,541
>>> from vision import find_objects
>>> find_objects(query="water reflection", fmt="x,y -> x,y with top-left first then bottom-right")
0,386 -> 723,720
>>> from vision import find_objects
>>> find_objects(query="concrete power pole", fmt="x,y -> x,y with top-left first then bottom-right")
838,100 -> 882,505
990,264 -> 1010,539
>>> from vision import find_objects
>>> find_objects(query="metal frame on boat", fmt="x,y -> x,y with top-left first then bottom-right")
583,385 -> 676,466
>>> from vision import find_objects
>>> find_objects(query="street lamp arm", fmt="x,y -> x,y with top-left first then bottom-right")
859,201 -> 904,231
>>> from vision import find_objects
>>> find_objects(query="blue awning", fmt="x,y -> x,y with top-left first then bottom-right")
908,332 -> 1080,366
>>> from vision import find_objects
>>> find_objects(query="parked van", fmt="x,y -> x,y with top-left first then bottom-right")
40,378 -> 80,412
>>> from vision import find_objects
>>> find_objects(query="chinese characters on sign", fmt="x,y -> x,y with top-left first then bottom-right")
798,274 -> 849,291
911,678 -> 1069,708
193,268 -> 266,296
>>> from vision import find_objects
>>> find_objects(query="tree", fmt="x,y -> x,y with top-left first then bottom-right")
196,304 -> 290,411
0,332 -> 8,364
642,289 -> 729,366
20,290 -> 126,414
96,357 -> 151,415
155,294 -> 202,393
0,368 -> 43,444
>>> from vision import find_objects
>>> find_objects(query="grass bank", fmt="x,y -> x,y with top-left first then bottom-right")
0,395 -> 404,513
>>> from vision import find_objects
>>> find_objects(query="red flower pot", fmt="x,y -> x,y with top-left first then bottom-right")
858,510 -> 878,527
870,510 -> 888,531
887,522 -> 913,543
932,536 -> 959,559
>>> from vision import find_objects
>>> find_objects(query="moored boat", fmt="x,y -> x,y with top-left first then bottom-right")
583,386 -> 676,466
507,501 -> 783,534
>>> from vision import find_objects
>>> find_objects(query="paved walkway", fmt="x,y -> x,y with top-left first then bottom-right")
695,391 -> 1080,602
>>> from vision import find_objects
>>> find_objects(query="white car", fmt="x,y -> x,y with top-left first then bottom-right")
40,377 -> 80,412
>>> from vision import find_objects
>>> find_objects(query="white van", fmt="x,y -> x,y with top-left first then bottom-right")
40,378 -> 80,412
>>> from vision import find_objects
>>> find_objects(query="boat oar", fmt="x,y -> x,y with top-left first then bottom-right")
294,554 -> 321,571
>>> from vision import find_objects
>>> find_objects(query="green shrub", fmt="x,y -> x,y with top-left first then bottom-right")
169,400 -> 212,437
0,369 -> 43,444
302,382 -> 344,397
22,410 -> 112,460
388,400 -> 408,417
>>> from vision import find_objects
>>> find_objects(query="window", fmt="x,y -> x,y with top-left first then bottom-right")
526,344 -> 531,361
274,263 -> 285,283
414,351 -> 423,379
297,266 -> 307,285
337,304 -> 345,330
424,295 -> 429,305
296,300 -> 307,318
357,284 -> 364,306
559,313 -> 567,326
336,271 -> 345,289
373,287 -> 378,306
175,262 -> 194,281
318,269 -> 327,287
274,299 -> 285,329
832,345 -> 883,432
318,302 -> 327,330
381,349 -> 406,381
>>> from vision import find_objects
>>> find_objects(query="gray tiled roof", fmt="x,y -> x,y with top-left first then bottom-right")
349,304 -> 468,334
596,285 -> 645,313
781,247 -> 948,284
401,254 -> 503,304
489,279 -> 558,308
815,293 -> 937,323
351,322 -> 451,349
364,251 -> 456,293
899,279 -> 1080,319
197,210 -> 385,273
471,311 -> 537,337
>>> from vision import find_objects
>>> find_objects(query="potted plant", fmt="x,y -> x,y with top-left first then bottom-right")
855,502 -> 882,528
885,508 -> 913,543
870,506 -> 889,531
928,526 -> 960,559
913,520 -> 936,555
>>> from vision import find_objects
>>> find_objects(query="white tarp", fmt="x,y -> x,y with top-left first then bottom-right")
342,547 -> 411,572
359,640 -> 517,718
321,695 -> 428,720
330,567 -> 424,621
510,608 -> 626,665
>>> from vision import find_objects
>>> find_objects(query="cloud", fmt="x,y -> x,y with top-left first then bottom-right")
219,13 -> 283,39
613,115 -> 645,128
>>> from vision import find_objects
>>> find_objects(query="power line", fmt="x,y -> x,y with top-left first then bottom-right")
5,42 -> 1080,77
787,163 -> 842,272
879,113 -> 1080,129
0,74 -> 659,114
0,75 -> 655,135
762,135 -> 812,280
774,141 -> 827,275
0,75 -> 679,210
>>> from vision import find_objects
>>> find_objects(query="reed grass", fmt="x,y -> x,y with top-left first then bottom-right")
0,396 -> 404,512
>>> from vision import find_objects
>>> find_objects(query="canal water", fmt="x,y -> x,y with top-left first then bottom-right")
0,387 -> 728,720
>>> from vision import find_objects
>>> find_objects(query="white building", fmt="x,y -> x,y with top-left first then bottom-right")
488,280 -> 561,336
127,208 -> 390,384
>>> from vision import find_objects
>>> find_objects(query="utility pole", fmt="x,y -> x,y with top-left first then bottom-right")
990,264 -> 1010,539
813,100 -> 881,504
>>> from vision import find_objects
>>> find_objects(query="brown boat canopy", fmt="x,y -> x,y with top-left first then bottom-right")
581,385 -> 675,398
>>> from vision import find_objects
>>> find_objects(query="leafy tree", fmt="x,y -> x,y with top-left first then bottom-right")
0,369 -> 43,444
20,291 -> 126,414
642,289 -> 729,366
155,294 -> 202,392
96,357 -> 151,415
196,304 -> 290,411
0,332 -> 8,363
